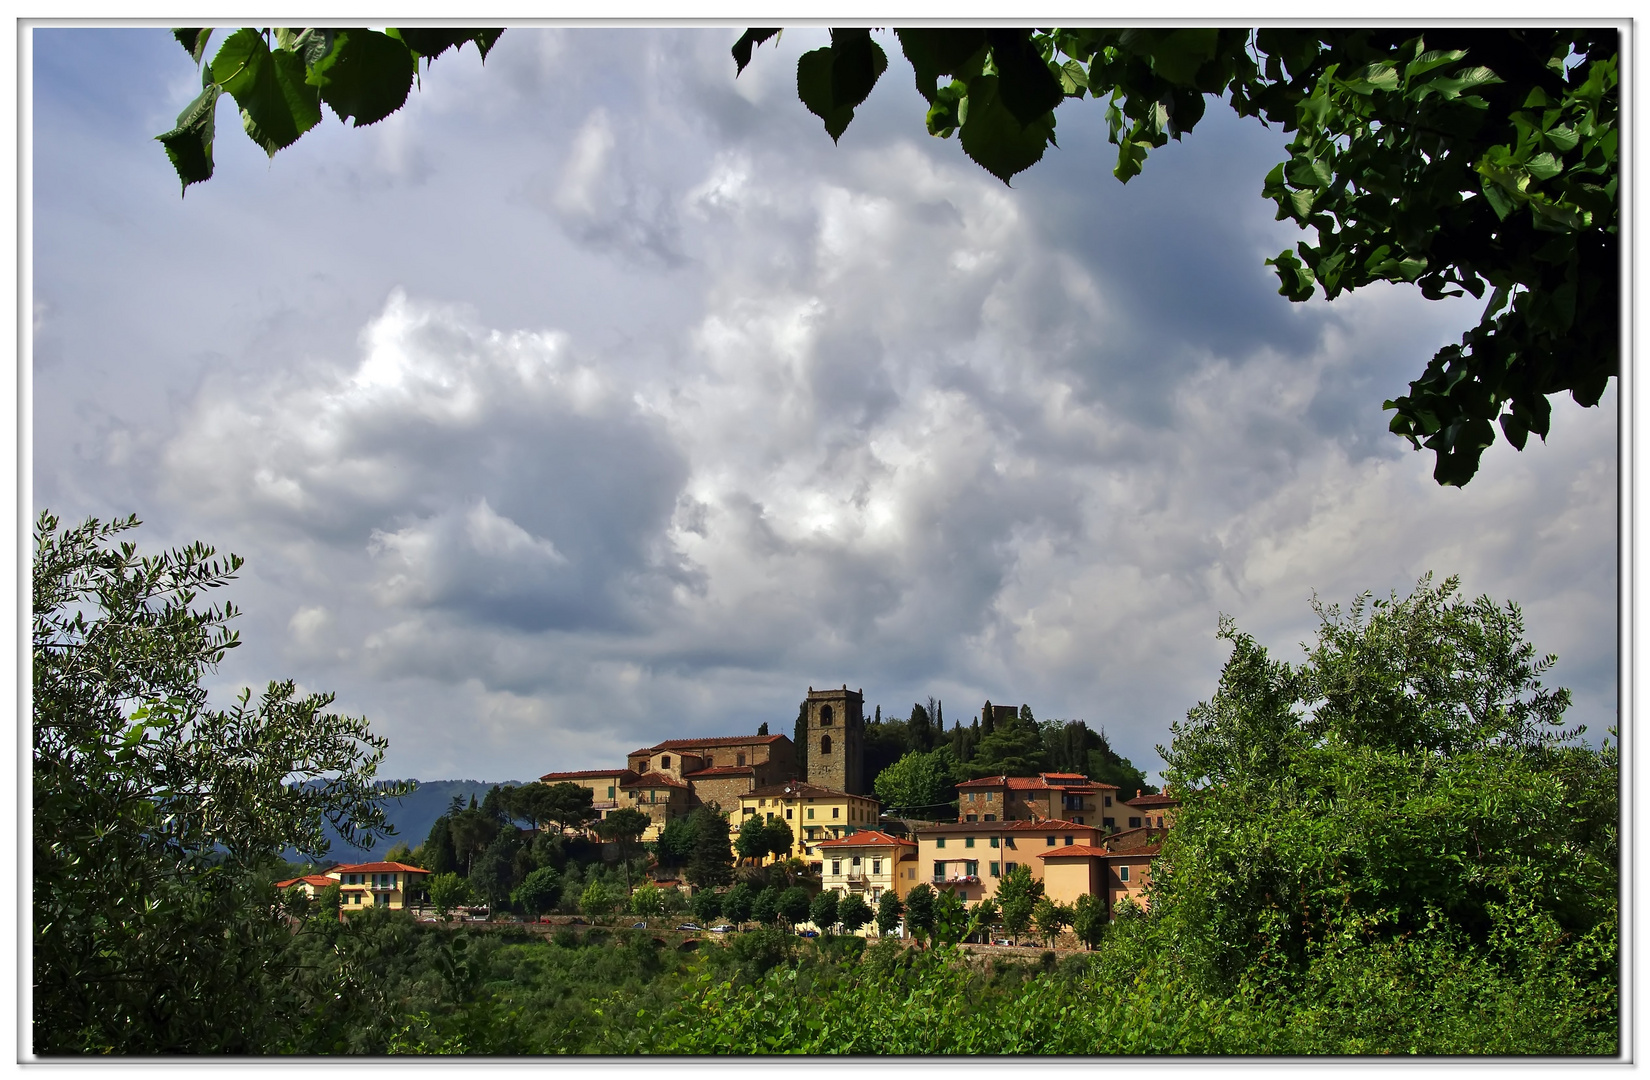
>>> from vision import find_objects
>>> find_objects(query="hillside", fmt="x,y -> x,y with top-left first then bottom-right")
298,779 -> 528,864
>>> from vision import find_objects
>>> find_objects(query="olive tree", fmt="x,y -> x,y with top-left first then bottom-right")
32,512 -> 406,1053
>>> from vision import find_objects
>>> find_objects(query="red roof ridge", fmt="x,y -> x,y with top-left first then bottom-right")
815,830 -> 916,848
1036,844 -> 1112,858
624,771 -> 688,788
682,765 -> 755,778
540,768 -> 638,782
330,861 -> 429,874
636,734 -> 789,752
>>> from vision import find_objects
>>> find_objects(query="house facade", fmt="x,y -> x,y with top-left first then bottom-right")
537,767 -> 639,823
816,829 -> 919,908
738,780 -> 882,862
1122,790 -> 1180,830
328,861 -> 430,912
914,819 -> 1102,905
954,773 -> 1120,830
1036,825 -> 1165,916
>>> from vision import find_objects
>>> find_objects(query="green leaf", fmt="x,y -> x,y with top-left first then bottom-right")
279,28 -> 337,70
390,28 -> 506,65
985,29 -> 1066,127
209,30 -> 321,157
1266,248 -> 1316,301
155,82 -> 221,192
1114,138 -> 1150,182
827,29 -> 887,111
895,29 -> 987,100
1143,28 -> 1220,85
172,28 -> 213,67
732,28 -> 781,75
1525,152 -> 1562,182
796,47 -> 855,142
306,29 -> 416,127
957,74 -> 1055,185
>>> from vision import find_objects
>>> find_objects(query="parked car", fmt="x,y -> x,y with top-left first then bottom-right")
797,929 -> 818,938
675,923 -> 703,932
632,921 -> 647,929
709,924 -> 735,934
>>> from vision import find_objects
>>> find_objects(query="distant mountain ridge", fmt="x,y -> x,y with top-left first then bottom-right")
295,779 -> 528,865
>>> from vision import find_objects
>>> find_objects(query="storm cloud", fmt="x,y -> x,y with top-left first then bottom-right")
32,28 -> 1617,780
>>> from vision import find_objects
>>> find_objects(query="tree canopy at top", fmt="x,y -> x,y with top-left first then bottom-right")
157,26 -> 1617,488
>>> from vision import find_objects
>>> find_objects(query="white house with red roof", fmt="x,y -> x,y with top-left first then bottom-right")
815,829 -> 919,908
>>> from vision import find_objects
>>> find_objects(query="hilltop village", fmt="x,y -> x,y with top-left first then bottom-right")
288,685 -> 1175,937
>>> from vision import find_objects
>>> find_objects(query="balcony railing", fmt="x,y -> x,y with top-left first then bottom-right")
932,875 -> 980,885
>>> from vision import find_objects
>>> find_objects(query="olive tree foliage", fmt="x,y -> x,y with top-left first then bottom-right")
736,27 -> 1618,487
1150,574 -> 1617,992
32,512 -> 407,1053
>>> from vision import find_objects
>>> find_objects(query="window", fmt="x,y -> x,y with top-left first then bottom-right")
1064,835 -> 1074,846
1104,795 -> 1113,806
737,753 -> 746,766
936,836 -> 946,848
986,792 -> 994,802
1102,817 -> 1114,828
661,755 -> 671,769
964,861 -> 978,877
907,868 -> 915,880
833,807 -> 840,819
934,861 -> 945,879
990,861 -> 1000,877
968,792 -> 976,802
1006,862 -> 1018,873
820,704 -> 834,725
872,859 -> 882,875
1129,817 -> 1142,829
743,806 -> 755,816
965,837 -> 975,848
607,785 -> 615,798
966,814 -> 977,822
806,827 -> 817,839
852,855 -> 861,866
1076,816 -> 1084,825
1045,836 -> 1055,846
984,814 -> 995,821
786,808 -> 794,819
990,837 -> 999,848
1119,865 -> 1130,883
821,734 -> 833,755
832,860 -> 842,875
1157,816 -> 1165,828
807,808 -> 815,819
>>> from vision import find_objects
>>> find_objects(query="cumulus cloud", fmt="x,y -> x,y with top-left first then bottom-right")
34,28 -> 1617,781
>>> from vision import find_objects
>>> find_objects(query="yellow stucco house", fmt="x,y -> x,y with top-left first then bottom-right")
327,861 -> 430,912
816,829 -> 920,915
738,780 -> 882,863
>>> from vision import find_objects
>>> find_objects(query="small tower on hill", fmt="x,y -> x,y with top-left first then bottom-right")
804,685 -> 865,795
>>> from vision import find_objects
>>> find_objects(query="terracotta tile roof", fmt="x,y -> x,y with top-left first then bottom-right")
1036,843 -> 1162,860
955,773 -> 1112,791
275,874 -> 335,889
640,734 -> 790,752
329,861 -> 429,874
746,780 -> 861,800
622,771 -> 689,789
1127,793 -> 1180,809
1036,845 -> 1112,859
916,818 -> 1096,836
681,765 -> 755,779
814,830 -> 916,850
540,768 -> 639,783
1099,826 -> 1168,853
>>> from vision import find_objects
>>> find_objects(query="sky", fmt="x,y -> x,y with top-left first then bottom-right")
30,27 -> 1619,785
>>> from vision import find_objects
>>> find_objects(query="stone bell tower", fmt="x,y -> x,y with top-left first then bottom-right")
804,684 -> 864,795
